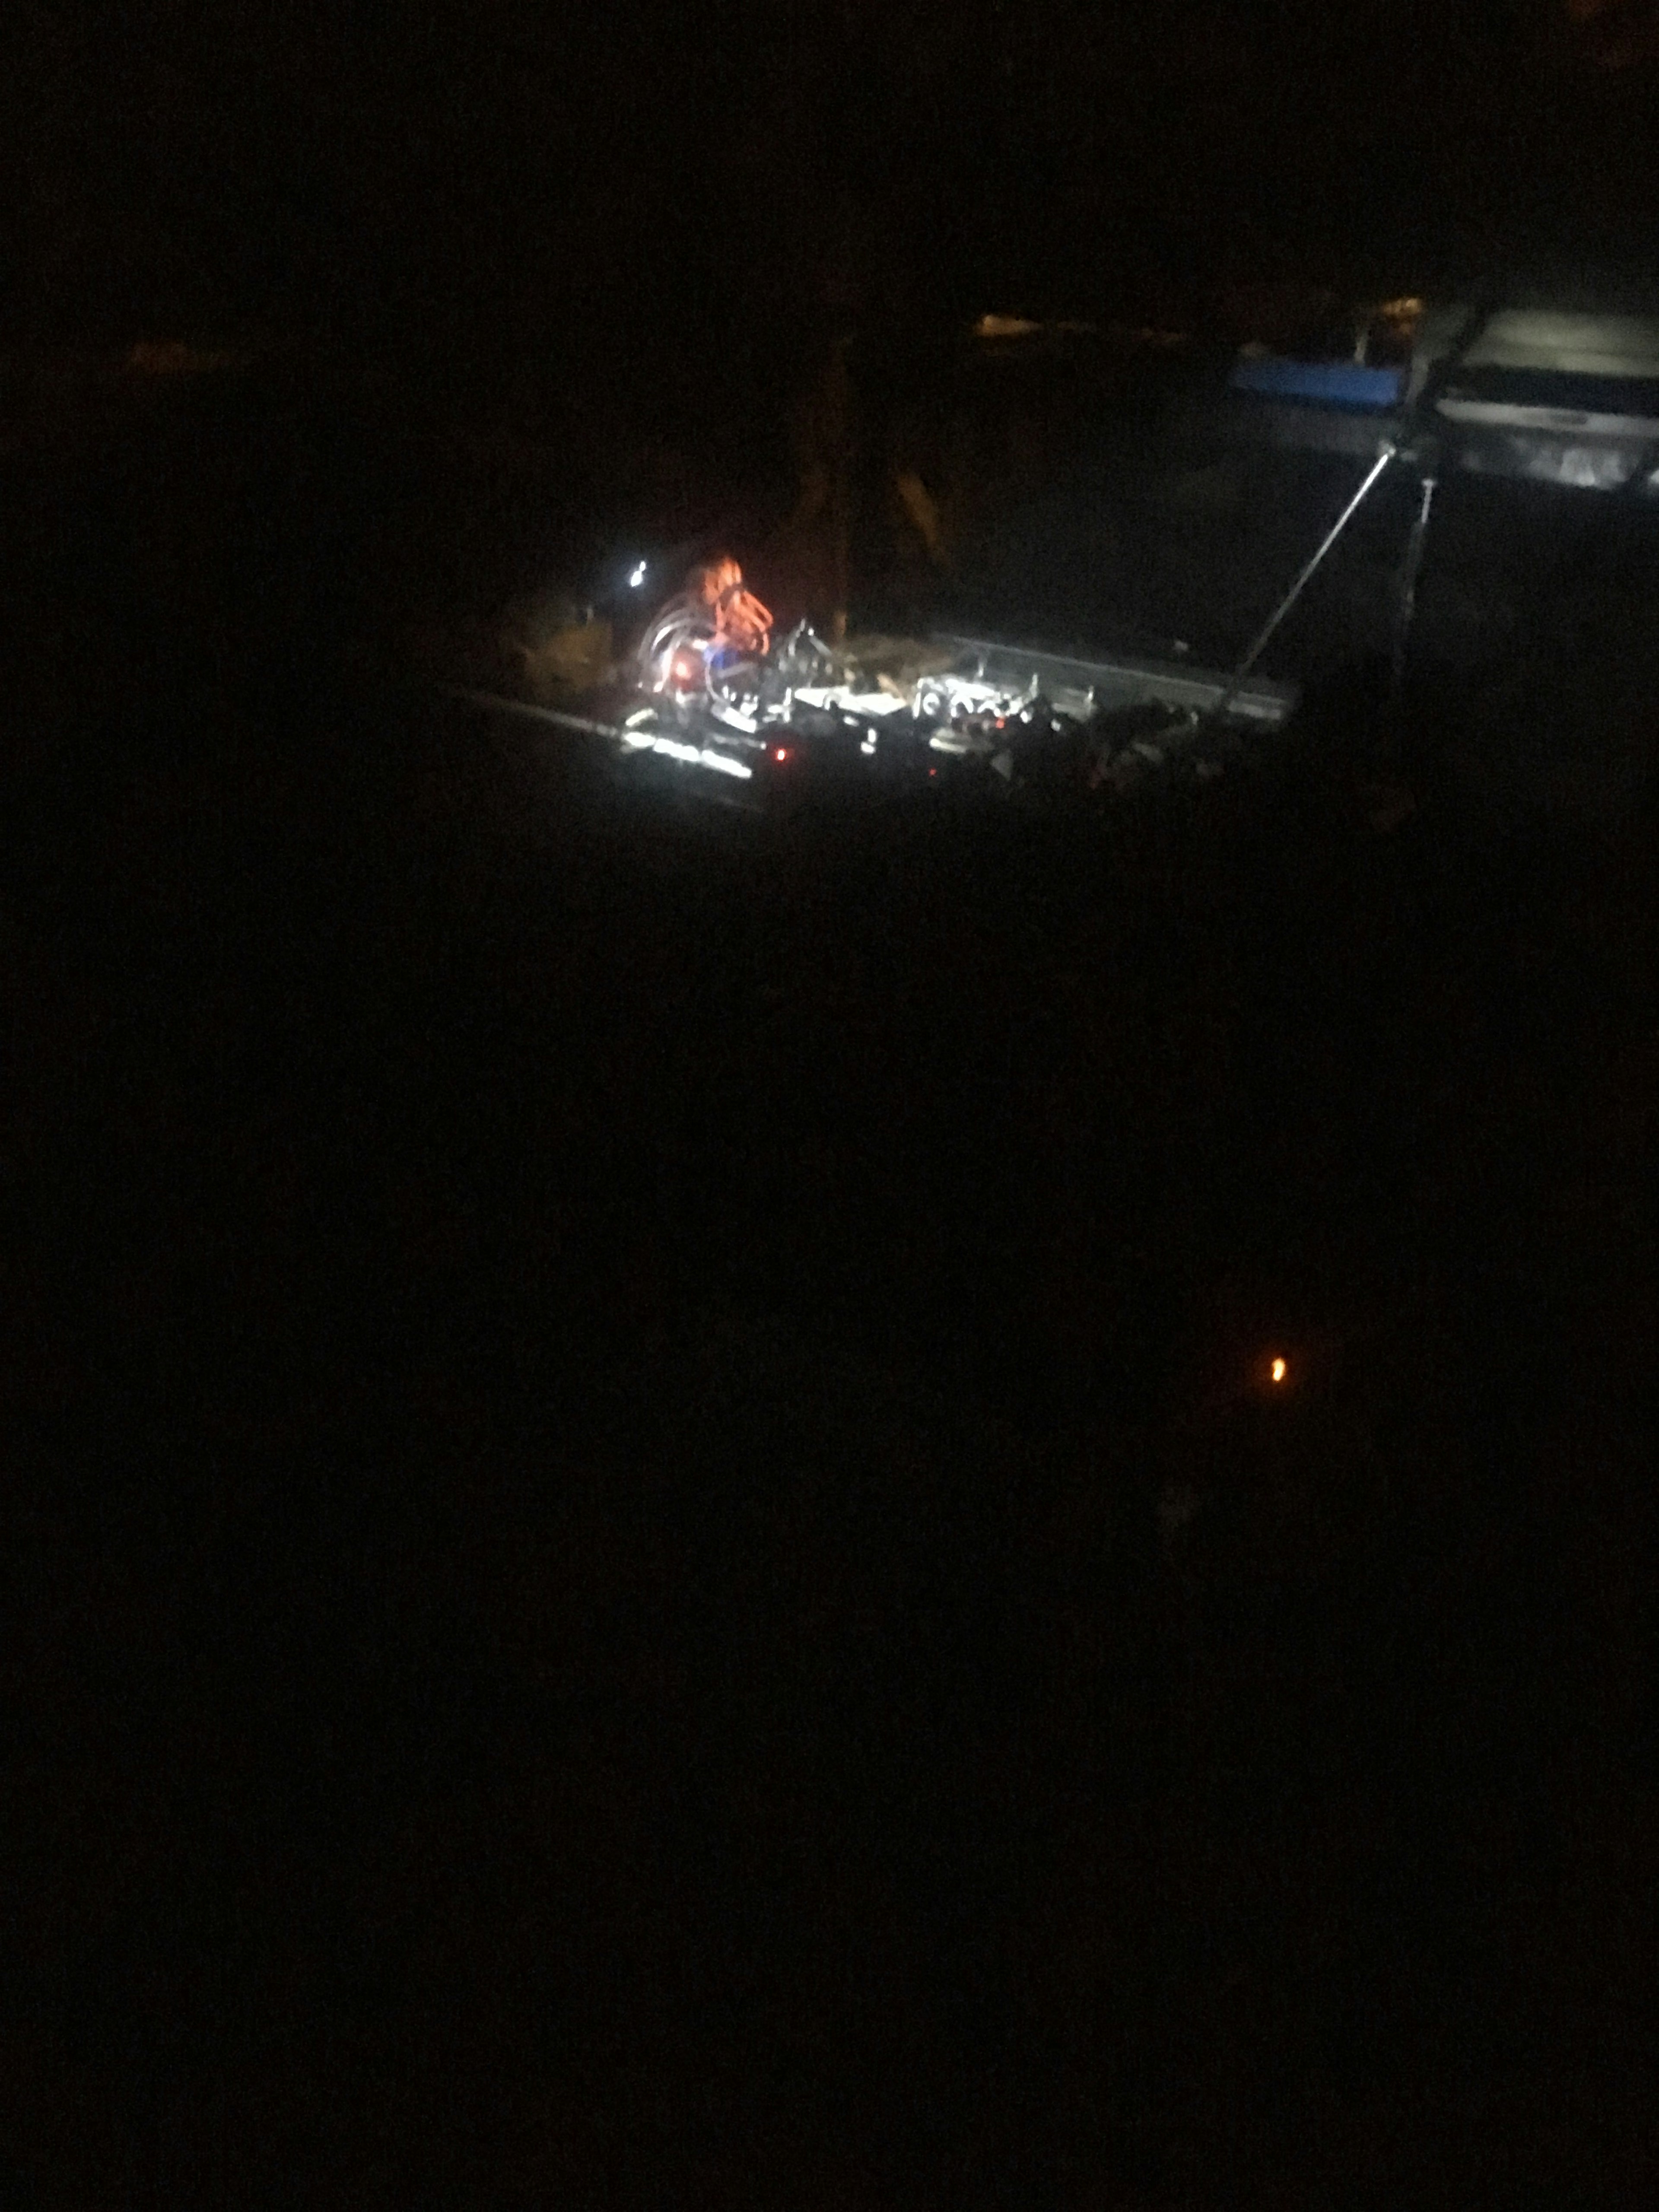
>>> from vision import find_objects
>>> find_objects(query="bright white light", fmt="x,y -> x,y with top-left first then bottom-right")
698,749 -> 753,780
793,686 -> 909,717
628,561 -> 648,588
647,736 -> 753,781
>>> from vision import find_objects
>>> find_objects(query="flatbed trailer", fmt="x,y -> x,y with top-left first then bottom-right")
447,617 -> 1301,815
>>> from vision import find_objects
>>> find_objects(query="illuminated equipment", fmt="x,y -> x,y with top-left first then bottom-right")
453,610 -> 1303,814
611,621 -> 1299,803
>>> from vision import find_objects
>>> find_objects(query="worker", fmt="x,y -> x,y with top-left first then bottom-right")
687,558 -> 772,660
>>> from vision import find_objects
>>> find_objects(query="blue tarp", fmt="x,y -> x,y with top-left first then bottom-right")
1227,356 -> 1406,411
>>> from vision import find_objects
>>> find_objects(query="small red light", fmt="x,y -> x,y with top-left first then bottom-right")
772,745 -> 791,762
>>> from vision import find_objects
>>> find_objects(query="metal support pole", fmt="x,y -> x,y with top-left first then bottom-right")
1390,470 -> 1437,694
1236,443 -> 1396,682
1205,443 -> 1395,729
829,334 -> 853,645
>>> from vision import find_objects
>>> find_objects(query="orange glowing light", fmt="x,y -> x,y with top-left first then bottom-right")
1270,1357 -> 1287,1385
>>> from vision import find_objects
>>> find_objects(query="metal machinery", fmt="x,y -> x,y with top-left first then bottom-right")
587,556 -> 1302,804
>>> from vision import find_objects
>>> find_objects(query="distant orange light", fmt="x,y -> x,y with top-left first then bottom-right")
1270,1357 -> 1287,1385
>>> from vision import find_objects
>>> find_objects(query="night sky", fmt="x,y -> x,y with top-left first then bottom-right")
9,3 -> 1659,354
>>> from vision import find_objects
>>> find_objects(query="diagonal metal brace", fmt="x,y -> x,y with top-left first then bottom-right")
1208,442 -> 1396,726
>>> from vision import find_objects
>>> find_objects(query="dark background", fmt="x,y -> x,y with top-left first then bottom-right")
9,5 -> 1659,353
3,6 -> 1656,2206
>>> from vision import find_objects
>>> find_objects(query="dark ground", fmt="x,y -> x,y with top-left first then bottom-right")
2,360 -> 1654,2208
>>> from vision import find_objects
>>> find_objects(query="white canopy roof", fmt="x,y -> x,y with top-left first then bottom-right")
1460,311 -> 1659,379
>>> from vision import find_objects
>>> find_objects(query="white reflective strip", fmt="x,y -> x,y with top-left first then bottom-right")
647,736 -> 753,781
791,687 -> 911,716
